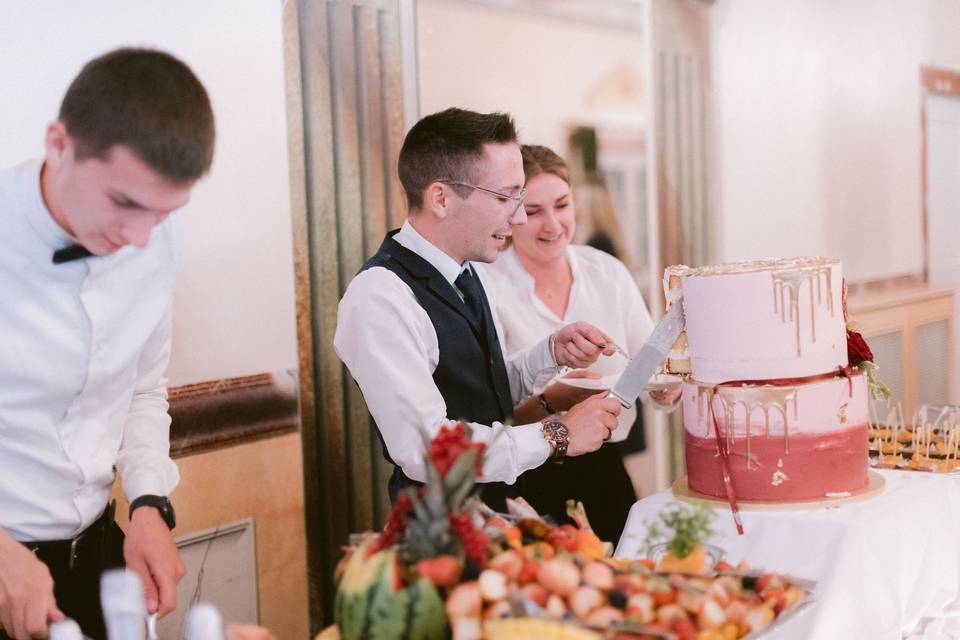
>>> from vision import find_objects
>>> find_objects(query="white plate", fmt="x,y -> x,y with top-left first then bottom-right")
556,372 -> 683,392
555,373 -> 620,390
647,373 -> 684,390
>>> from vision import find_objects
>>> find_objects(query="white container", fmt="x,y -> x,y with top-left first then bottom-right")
100,570 -> 146,640
49,619 -> 85,640
185,603 -> 225,640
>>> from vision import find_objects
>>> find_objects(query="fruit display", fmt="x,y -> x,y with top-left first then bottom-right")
329,423 -> 812,640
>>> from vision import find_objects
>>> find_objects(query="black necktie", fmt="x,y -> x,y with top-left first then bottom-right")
455,268 -> 485,329
52,244 -> 93,264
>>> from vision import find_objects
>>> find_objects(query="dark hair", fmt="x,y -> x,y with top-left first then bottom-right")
397,107 -> 518,211
59,47 -> 215,184
520,145 -> 571,186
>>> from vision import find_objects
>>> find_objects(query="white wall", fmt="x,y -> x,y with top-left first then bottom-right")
0,1 -> 298,385
416,1 -> 653,284
417,0 -> 646,152
711,0 -> 960,283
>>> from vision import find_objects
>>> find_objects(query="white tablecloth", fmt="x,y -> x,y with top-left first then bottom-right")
615,470 -> 960,639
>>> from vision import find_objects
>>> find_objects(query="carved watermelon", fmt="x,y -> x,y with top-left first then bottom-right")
335,539 -> 448,640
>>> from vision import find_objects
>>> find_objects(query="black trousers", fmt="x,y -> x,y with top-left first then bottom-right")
1,511 -> 125,640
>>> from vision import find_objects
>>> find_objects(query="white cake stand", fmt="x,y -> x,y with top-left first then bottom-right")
671,470 -> 886,511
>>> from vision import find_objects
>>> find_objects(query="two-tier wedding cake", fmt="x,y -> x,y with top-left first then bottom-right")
665,258 -> 869,502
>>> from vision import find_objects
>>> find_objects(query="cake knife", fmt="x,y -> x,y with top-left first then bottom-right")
609,301 -> 684,409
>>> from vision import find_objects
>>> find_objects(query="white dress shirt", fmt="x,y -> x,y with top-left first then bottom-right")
334,221 -> 557,485
481,245 -> 656,441
0,159 -> 180,541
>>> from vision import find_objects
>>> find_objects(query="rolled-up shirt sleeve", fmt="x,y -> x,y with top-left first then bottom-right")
478,264 -> 559,401
116,305 -> 181,502
334,267 -> 550,484
504,337 -> 558,401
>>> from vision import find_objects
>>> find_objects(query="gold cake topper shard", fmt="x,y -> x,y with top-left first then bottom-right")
771,458 -> 790,486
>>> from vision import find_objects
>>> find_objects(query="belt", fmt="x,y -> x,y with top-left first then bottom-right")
24,501 -> 116,571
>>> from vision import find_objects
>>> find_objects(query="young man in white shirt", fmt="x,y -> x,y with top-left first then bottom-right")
335,108 -> 623,508
0,48 -> 215,640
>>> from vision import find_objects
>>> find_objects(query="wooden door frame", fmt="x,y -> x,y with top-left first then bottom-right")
284,0 -> 409,632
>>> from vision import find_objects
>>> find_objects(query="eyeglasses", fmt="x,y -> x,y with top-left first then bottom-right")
440,180 -> 527,217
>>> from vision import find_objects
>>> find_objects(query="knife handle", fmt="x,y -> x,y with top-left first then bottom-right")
607,390 -> 634,410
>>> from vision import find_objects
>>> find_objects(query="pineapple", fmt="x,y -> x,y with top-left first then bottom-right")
482,618 -> 602,640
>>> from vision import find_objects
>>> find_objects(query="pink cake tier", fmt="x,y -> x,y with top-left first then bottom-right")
682,372 -> 869,501
665,258 -> 848,384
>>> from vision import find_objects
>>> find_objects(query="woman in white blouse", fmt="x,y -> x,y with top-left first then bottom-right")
482,145 -> 659,541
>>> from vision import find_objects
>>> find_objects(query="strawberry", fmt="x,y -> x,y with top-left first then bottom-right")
764,587 -> 788,614
546,524 -> 580,552
755,573 -> 781,592
652,588 -> 678,606
416,555 -> 463,588
518,559 -> 540,585
670,617 -> 698,640
633,558 -> 656,572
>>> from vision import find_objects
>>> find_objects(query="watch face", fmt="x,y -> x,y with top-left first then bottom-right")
543,420 -> 568,441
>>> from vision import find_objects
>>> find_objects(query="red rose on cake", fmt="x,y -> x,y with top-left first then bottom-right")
846,329 -> 874,367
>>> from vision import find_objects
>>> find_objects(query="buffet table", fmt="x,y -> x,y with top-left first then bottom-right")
615,470 -> 960,640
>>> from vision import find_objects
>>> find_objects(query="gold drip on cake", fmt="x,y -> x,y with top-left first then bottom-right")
696,383 -> 800,467
771,263 -> 834,357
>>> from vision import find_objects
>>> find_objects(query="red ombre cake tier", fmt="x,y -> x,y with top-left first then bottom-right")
681,373 -> 869,501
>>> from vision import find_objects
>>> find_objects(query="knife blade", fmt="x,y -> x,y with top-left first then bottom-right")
609,301 -> 684,409
146,613 -> 158,640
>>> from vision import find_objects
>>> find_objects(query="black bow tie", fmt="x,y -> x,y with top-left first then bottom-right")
52,244 -> 94,264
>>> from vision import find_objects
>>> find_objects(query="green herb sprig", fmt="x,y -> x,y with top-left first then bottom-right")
644,500 -> 716,559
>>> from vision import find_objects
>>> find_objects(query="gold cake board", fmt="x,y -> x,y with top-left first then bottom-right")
671,470 -> 886,511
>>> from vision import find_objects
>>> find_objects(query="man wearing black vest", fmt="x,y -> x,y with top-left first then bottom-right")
335,108 -> 622,507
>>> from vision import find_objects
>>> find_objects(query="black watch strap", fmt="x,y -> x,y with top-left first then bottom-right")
129,495 -> 176,530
